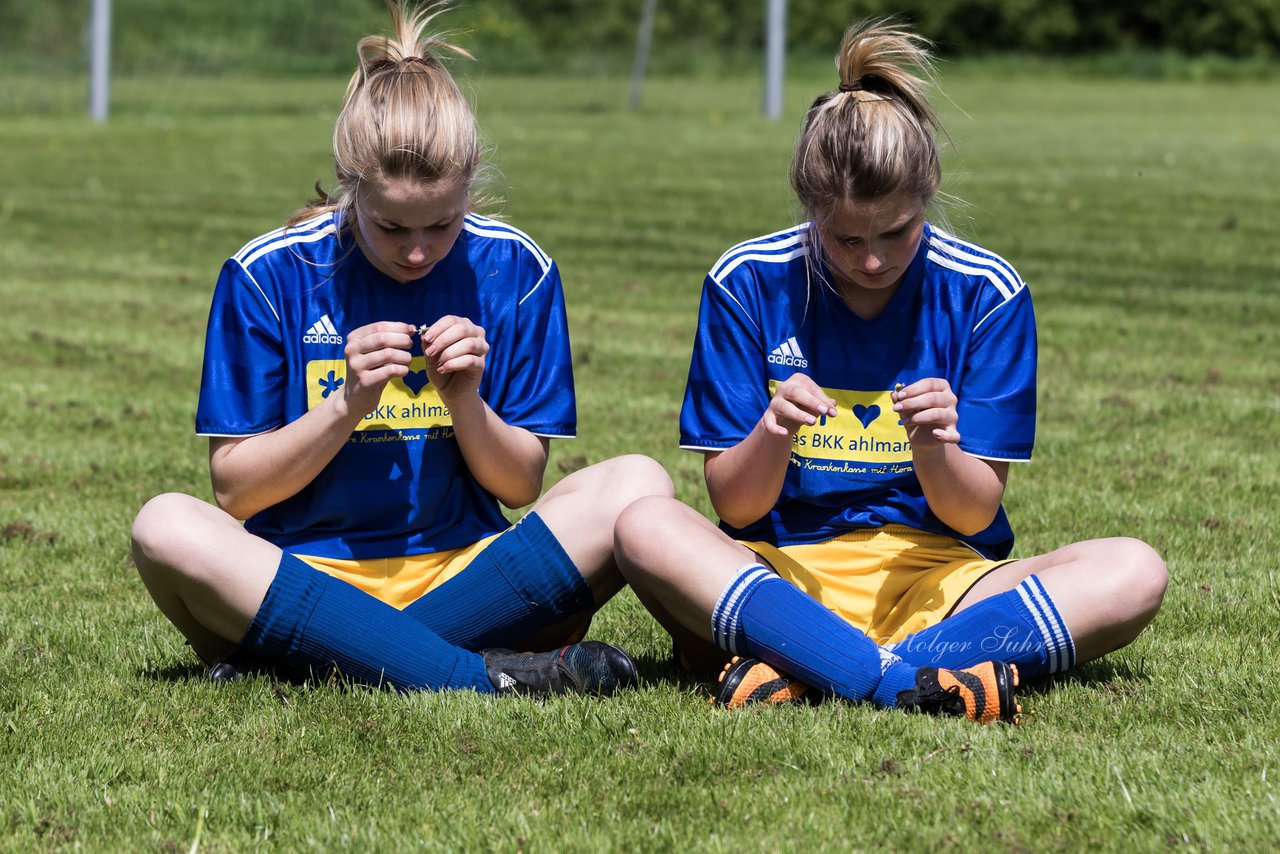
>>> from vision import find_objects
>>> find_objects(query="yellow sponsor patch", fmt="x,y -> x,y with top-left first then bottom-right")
306,359 -> 452,432
770,381 -> 912,468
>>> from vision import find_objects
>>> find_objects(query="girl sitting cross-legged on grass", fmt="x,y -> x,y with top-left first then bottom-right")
131,1 -> 671,697
614,20 -> 1168,722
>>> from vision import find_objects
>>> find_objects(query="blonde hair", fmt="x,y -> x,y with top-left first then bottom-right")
288,1 -> 495,227
791,20 -> 944,226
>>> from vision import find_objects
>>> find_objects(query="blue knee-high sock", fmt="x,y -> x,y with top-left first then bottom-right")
403,513 -> 594,650
239,553 -> 495,692
711,564 -> 918,707
886,575 -> 1076,678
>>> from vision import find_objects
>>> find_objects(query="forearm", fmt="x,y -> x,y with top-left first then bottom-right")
447,392 -> 548,508
210,394 -> 365,519
912,444 -> 1007,536
704,422 -> 795,528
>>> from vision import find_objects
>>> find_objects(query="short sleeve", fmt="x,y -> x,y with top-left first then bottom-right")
195,259 -> 286,436
679,272 -> 768,450
484,260 -> 576,437
956,286 -> 1037,461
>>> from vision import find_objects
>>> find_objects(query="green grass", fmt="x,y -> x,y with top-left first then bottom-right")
2,68 -> 1279,850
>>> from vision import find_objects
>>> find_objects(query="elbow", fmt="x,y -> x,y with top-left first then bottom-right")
214,492 -> 255,522
716,510 -> 756,530
941,505 -> 1000,538
211,479 -> 257,521
498,485 -> 542,511
949,519 -> 992,538
208,450 -> 261,521
711,497 -> 766,532
496,472 -> 544,511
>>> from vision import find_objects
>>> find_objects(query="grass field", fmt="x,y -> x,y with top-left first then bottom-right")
2,68 -> 1279,850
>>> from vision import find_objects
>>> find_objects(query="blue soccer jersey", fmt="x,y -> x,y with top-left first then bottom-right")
196,212 -> 576,559
680,222 -> 1036,559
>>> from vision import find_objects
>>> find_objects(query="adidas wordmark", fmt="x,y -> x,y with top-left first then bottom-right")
767,336 -> 808,369
303,314 -> 343,345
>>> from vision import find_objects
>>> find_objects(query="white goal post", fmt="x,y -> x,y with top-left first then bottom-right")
89,0 -> 112,122
629,0 -> 787,119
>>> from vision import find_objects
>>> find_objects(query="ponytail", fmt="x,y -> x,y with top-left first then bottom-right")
791,20 -> 944,224
288,1 -> 497,227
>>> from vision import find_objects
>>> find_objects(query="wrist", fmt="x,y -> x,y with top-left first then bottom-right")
910,437 -> 948,461
331,388 -> 368,427
440,388 -> 483,417
755,417 -> 799,445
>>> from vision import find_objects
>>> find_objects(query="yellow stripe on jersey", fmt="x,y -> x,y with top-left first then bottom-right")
306,358 -> 453,431
770,381 -> 911,466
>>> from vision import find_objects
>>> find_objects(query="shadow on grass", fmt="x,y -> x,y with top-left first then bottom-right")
632,652 -> 720,695
1016,654 -> 1154,697
139,645 -> 1146,700
138,653 -> 699,695
136,661 -> 210,683
139,649 -> 301,685
632,649 -> 1157,705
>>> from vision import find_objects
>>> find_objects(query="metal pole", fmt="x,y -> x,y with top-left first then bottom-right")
763,0 -> 785,120
89,0 -> 111,122
629,0 -> 658,109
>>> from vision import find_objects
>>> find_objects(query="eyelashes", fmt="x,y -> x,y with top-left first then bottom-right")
840,229 -> 906,247
375,219 -> 457,234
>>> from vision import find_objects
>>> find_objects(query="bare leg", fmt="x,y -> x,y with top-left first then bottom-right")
530,454 -> 674,605
612,495 -> 759,638
632,582 -> 730,673
614,497 -> 955,710
951,537 -> 1168,665
131,493 -> 284,664
132,493 -> 638,695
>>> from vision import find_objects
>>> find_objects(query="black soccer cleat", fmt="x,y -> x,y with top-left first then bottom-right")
208,649 -> 269,682
896,661 -> 1022,724
208,649 -> 304,684
482,641 -> 638,698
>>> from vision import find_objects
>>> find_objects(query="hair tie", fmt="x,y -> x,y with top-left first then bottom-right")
367,55 -> 432,78
838,74 -> 889,95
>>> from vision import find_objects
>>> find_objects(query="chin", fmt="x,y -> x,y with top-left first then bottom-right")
851,271 -> 899,289
395,264 -> 434,281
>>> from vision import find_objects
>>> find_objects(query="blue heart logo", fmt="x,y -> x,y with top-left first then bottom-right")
852,404 -> 880,429
402,370 -> 430,396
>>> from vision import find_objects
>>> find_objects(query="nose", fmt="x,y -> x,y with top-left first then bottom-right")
403,235 -> 429,265
851,243 -> 883,274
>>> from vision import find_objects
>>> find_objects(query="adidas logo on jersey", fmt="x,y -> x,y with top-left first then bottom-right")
303,314 -> 344,345
767,336 -> 808,368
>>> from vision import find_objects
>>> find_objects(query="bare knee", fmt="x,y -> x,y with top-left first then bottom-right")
554,454 -> 673,520
1112,538 -> 1168,622
616,491 -> 688,533
133,493 -> 193,561
131,493 -> 227,583
617,496 -> 673,561
597,454 -> 674,503
614,496 -> 706,580
1071,538 -> 1167,655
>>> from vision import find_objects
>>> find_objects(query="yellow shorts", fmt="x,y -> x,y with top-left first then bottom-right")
297,532 -> 503,610
744,525 -> 1011,645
